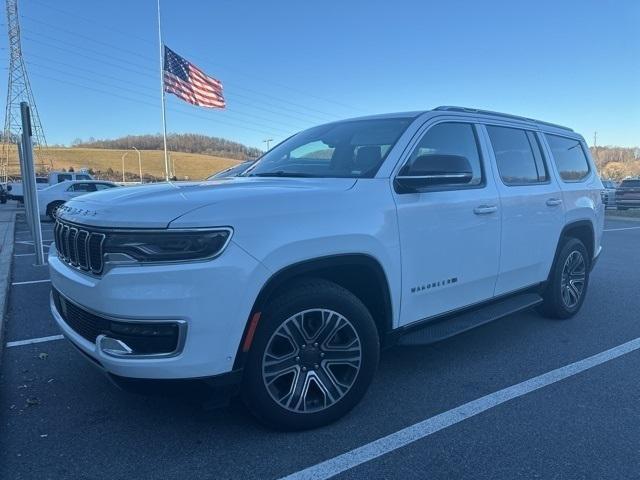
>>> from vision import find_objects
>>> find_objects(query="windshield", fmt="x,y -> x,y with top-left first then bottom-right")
244,118 -> 413,178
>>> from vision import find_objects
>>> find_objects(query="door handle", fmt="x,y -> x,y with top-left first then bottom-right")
546,198 -> 563,207
473,205 -> 498,215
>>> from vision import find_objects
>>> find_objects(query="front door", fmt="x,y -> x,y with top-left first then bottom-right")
393,121 -> 501,326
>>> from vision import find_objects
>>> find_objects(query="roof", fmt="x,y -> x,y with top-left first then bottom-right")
432,106 -> 573,132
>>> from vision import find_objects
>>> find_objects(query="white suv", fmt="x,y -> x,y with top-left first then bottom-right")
49,107 -> 604,429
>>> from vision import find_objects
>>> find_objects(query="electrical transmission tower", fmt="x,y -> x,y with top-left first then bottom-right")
2,0 -> 49,182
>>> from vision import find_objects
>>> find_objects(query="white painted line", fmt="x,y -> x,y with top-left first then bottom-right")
14,252 -> 36,257
604,226 -> 640,232
6,334 -> 64,348
16,240 -> 53,245
11,279 -> 51,286
280,336 -> 640,480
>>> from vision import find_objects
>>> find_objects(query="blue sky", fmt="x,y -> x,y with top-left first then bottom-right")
2,0 -> 639,149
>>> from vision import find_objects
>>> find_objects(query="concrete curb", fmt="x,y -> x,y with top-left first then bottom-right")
0,207 -> 17,364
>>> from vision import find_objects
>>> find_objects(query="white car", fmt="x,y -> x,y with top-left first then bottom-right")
8,170 -> 95,202
49,107 -> 603,430
38,180 -> 118,220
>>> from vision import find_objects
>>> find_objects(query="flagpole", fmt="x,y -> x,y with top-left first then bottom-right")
157,0 -> 170,181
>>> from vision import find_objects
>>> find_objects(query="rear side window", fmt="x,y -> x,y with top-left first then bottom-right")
57,174 -> 72,183
76,174 -> 91,180
545,134 -> 590,181
404,122 -> 483,186
486,125 -> 548,185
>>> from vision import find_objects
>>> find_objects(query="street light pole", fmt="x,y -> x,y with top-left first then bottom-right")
121,151 -> 129,183
132,146 -> 142,183
263,138 -> 273,151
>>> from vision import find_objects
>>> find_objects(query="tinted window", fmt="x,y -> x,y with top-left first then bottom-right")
76,174 -> 91,180
57,174 -> 72,183
545,134 -> 590,181
404,122 -> 483,186
36,177 -> 49,184
95,183 -> 115,190
620,180 -> 640,188
487,126 -> 547,185
68,183 -> 95,192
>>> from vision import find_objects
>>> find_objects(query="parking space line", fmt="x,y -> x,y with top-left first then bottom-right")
6,334 -> 64,348
604,226 -> 640,232
279,336 -> 640,480
11,279 -> 51,286
16,240 -> 53,245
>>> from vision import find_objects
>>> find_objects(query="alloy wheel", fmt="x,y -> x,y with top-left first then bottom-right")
560,250 -> 586,309
262,308 -> 362,413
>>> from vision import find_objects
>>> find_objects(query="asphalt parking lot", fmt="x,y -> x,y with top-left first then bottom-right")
1,208 -> 640,480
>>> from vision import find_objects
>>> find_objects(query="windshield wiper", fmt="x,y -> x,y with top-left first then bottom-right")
248,171 -> 318,178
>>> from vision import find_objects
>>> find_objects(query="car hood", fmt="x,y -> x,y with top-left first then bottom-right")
56,177 -> 358,228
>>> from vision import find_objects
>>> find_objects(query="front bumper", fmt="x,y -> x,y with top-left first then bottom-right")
49,239 -> 270,380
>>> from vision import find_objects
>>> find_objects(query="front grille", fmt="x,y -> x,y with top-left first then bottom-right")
55,220 -> 105,274
52,289 -> 180,355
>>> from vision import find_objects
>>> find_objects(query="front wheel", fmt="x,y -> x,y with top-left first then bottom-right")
539,238 -> 590,319
46,201 -> 65,220
242,279 -> 379,430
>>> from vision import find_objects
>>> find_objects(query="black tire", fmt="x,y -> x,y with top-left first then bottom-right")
539,238 -> 590,319
46,201 -> 64,220
242,278 -> 379,430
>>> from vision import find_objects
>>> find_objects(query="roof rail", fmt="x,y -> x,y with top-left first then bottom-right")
433,106 -> 573,132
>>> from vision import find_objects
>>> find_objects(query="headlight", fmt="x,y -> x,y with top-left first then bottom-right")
103,228 -> 232,262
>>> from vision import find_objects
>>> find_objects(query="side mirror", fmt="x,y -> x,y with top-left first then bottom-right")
395,154 -> 473,193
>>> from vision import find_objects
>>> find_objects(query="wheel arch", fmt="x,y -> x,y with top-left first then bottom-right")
233,253 -> 393,370
549,220 -> 595,280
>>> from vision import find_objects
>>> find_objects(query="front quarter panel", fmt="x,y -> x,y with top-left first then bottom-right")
170,179 -> 402,328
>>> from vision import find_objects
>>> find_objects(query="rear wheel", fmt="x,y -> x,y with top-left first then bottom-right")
539,238 -> 589,319
242,279 -> 379,430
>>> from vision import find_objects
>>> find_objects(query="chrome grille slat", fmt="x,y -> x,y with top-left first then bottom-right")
55,219 -> 104,275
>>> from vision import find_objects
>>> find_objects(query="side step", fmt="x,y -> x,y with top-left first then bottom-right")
397,293 -> 543,346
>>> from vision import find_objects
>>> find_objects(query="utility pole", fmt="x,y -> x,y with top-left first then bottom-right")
2,0 -> 49,182
263,138 -> 273,151
593,131 -> 598,161
121,151 -> 128,183
132,146 -> 142,183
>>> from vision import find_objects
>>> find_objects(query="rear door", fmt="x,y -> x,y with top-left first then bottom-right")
393,120 -> 501,326
482,124 -> 565,295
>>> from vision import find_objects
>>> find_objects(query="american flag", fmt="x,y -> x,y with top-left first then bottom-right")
163,46 -> 225,109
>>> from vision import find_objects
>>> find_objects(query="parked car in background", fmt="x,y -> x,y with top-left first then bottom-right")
38,180 -> 118,220
8,170 -> 94,202
615,179 -> 640,210
601,179 -> 617,208
206,160 -> 255,180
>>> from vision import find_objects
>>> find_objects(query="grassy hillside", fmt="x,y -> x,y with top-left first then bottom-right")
4,147 -> 242,181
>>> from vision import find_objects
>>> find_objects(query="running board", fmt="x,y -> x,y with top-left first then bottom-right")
397,293 -> 543,346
